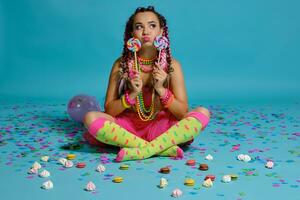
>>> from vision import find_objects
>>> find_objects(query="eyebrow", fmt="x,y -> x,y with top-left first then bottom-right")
134,21 -> 157,25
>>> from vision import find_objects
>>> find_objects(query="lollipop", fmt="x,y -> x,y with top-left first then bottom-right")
127,38 -> 141,52
154,35 -> 169,50
154,36 -> 169,64
127,38 -> 141,71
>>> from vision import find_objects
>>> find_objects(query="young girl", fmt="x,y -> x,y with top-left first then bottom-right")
83,6 -> 210,162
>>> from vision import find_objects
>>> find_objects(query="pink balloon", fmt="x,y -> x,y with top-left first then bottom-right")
67,94 -> 101,122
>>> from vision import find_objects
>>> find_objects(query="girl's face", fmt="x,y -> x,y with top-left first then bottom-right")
132,11 -> 163,47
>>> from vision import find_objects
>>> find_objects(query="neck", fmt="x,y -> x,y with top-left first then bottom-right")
138,46 -> 157,59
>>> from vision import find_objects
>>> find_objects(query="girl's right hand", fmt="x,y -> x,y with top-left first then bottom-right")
129,70 -> 143,95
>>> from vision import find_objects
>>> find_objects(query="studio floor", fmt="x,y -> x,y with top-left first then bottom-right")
0,98 -> 299,200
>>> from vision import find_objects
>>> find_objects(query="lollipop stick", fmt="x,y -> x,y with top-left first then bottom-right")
134,51 -> 138,72
158,49 -> 162,69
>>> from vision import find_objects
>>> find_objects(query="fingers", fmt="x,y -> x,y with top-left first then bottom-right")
157,76 -> 166,82
153,67 -> 166,75
131,79 -> 140,87
154,62 -> 161,69
130,75 -> 142,92
153,70 -> 166,81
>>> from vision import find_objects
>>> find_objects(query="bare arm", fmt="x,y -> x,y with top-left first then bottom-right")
104,59 -> 137,117
157,59 -> 189,120
103,59 -> 124,117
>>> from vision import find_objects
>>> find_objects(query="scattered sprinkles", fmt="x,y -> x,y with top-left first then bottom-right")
0,101 -> 299,198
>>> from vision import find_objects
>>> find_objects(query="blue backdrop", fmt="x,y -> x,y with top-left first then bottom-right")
0,0 -> 299,104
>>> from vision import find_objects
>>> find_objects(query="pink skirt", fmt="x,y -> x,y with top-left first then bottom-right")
83,87 -> 198,146
114,109 -> 179,141
83,108 -> 203,147
83,109 -> 179,147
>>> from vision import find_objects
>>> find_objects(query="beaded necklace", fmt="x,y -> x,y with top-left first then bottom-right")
137,56 -> 156,73
132,60 -> 156,121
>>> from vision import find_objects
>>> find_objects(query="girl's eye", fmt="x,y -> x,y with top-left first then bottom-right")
150,24 -> 156,28
135,25 -> 143,30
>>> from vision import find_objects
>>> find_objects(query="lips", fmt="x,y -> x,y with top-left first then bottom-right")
143,37 -> 151,42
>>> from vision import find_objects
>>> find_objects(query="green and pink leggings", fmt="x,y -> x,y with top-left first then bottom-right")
86,111 -> 209,161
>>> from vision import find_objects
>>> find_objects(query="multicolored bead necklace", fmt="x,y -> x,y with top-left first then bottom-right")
137,56 -> 156,73
132,60 -> 156,121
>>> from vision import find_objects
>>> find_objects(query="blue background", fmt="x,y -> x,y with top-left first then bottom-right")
0,0 -> 300,104
1,1 -> 300,200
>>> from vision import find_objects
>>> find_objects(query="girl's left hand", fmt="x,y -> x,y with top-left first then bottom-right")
152,62 -> 167,92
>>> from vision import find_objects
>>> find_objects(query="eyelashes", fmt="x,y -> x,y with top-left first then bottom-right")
135,25 -> 142,30
134,24 -> 157,30
150,24 -> 156,28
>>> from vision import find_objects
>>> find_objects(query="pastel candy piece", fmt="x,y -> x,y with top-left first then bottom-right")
127,38 -> 141,52
96,164 -> 106,172
64,160 -> 73,168
230,174 -> 238,180
199,163 -> 209,171
237,154 -> 245,161
41,180 -> 53,189
159,178 -> 168,188
119,164 -> 129,170
265,161 -> 274,169
85,181 -> 96,191
204,175 -> 216,181
186,159 -> 196,166
39,169 -> 50,178
171,188 -> 183,197
28,167 -> 38,174
154,36 -> 169,50
222,175 -> 232,183
76,162 -> 86,168
40,156 -> 49,162
205,154 -> 213,161
58,158 -> 67,165
32,161 -> 41,170
184,178 -> 195,186
202,178 -> 213,188
243,155 -> 251,162
159,167 -> 170,174
66,154 -> 76,160
113,176 -> 124,183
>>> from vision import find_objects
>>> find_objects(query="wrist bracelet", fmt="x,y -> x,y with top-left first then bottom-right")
125,90 -> 136,105
160,89 -> 172,105
159,88 -> 168,100
121,95 -> 131,108
164,94 -> 174,108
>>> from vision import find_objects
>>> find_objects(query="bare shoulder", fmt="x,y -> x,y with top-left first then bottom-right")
171,58 -> 182,74
111,57 -> 122,71
108,57 -> 123,83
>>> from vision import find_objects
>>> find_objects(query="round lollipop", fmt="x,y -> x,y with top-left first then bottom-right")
127,38 -> 141,71
127,37 -> 141,52
67,94 -> 101,122
154,35 -> 169,63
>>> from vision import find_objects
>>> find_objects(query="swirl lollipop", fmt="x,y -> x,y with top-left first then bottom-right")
154,36 -> 169,64
127,38 -> 141,72
127,38 -> 141,52
154,35 -> 169,50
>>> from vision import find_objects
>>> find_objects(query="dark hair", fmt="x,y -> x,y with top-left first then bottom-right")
120,6 -> 173,76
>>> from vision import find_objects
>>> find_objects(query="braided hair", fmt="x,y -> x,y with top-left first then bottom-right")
118,6 -> 173,97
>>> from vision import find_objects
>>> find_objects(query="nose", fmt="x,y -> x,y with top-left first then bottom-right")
143,27 -> 149,35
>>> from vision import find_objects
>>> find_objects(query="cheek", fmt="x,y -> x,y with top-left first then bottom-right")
154,29 -> 162,36
133,30 -> 142,37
